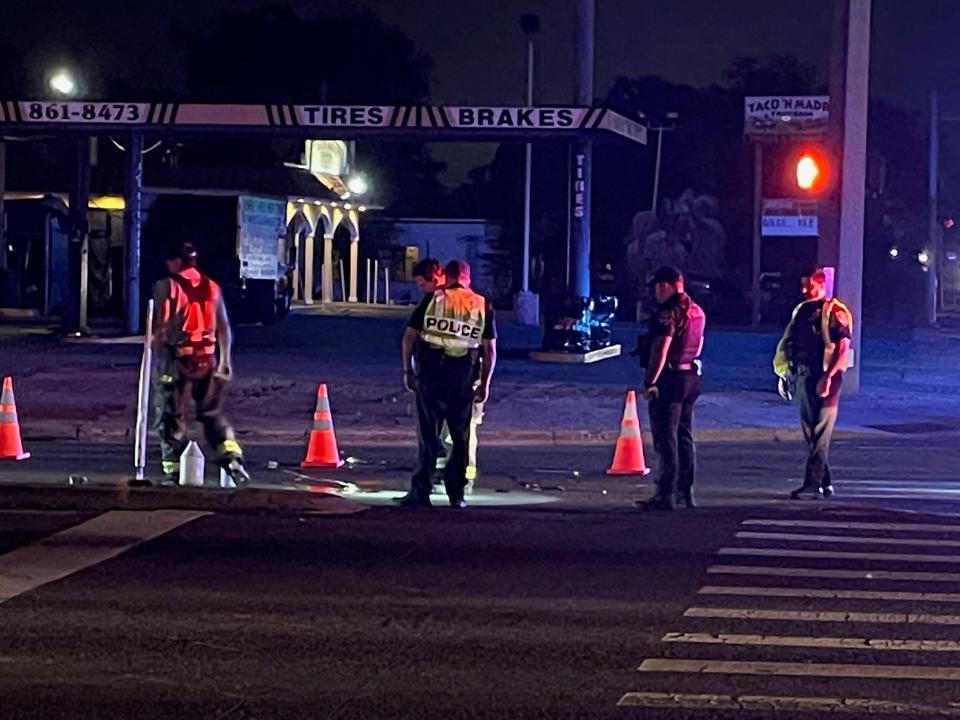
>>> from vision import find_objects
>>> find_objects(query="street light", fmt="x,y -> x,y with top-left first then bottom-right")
346,174 -> 368,196
48,68 -> 78,97
638,111 -> 678,212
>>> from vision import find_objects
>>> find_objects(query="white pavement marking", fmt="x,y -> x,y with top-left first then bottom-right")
617,691 -> 960,715
708,564 -> 960,582
0,510 -> 209,604
718,547 -> 960,564
736,531 -> 960,548
742,518 -> 960,534
638,657 -> 960,681
838,487 -> 960,495
836,493 -> 960,502
662,632 -> 960,652
684,606 -> 960,625
699,585 -> 960,604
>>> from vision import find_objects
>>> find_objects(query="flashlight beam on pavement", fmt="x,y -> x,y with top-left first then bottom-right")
134,299 -> 154,481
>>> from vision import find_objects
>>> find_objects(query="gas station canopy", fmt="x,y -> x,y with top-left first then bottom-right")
0,101 -> 647,143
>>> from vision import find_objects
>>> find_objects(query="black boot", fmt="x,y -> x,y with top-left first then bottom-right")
679,488 -> 696,509
636,495 -> 675,511
394,492 -> 432,508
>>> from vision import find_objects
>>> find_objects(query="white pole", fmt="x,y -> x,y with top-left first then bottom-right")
751,143 -> 763,327
338,258 -> 347,303
134,298 -> 154,481
929,89 -> 940,326
366,258 -> 371,303
651,128 -> 664,212
521,35 -> 534,293
373,259 -> 379,304
384,265 -> 391,305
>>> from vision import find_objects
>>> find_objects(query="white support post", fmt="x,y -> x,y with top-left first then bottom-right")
291,233 -> 301,302
349,238 -> 359,303
366,258 -> 372,303
322,233 -> 334,303
373,258 -> 379,304
303,234 -> 315,305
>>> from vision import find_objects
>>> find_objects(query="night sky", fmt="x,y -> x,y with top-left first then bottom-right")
3,0 -> 959,183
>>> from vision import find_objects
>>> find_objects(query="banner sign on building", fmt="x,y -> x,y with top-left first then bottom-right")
761,198 -> 819,237
0,101 -> 646,143
745,96 -> 829,138
237,196 -> 286,280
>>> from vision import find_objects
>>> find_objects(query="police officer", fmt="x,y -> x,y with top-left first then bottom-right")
151,241 -> 249,486
773,267 -> 852,499
638,266 -> 706,511
412,258 -> 445,295
399,260 -> 497,508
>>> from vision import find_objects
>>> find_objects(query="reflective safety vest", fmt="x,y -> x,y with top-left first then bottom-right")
666,294 -> 706,368
773,297 -> 853,379
163,269 -> 219,361
420,286 -> 487,357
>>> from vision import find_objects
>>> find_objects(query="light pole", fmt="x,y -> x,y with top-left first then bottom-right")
516,13 -> 540,325
639,111 -> 678,212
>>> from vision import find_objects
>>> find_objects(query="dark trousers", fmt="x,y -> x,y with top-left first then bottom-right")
648,370 -> 701,500
794,366 -> 841,489
410,353 -> 475,502
154,357 -> 237,471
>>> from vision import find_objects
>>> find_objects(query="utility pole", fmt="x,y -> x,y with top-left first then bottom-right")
125,132 -> 144,334
0,140 -> 6,278
65,136 -> 91,335
823,0 -> 871,393
516,13 -> 540,325
571,0 -> 594,299
642,112 -> 678,213
928,89 -> 940,326
751,143 -> 763,327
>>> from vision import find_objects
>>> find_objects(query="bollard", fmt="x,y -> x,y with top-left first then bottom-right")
179,441 -> 205,487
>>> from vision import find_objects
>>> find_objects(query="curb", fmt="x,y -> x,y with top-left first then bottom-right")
0,484 -> 363,515
24,423 -> 891,446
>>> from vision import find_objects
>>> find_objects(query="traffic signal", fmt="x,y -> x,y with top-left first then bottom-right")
796,154 -> 820,190
787,145 -> 834,195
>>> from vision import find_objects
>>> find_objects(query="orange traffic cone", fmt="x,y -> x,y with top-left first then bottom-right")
301,384 -> 344,468
607,390 -> 649,475
0,377 -> 30,461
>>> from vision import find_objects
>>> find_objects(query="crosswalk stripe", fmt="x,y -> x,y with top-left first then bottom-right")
0,510 -> 209,604
836,493 -> 960,502
638,657 -> 960,681
709,564 -> 960,582
719,547 -> 960,564
699,585 -> 960,603
736,531 -> 960,548
742,519 -> 960,534
662,632 -> 960,652
617,691 -> 960,715
684,606 -> 960,625
838,487 -> 960,495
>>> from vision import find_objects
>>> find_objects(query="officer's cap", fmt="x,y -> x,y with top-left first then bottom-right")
647,265 -> 683,287
164,241 -> 199,267
445,259 -> 471,281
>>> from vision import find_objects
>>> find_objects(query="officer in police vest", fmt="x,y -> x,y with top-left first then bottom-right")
151,241 -> 249,486
773,267 -> 852,500
638,266 -> 706,511
400,260 -> 497,508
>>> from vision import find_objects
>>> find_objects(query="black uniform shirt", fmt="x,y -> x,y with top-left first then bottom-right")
789,300 -> 851,368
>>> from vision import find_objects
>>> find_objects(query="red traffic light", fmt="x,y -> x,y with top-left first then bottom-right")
796,154 -> 820,190
787,145 -> 833,195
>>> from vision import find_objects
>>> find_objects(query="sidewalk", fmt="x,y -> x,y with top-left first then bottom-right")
1,313 -> 958,446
